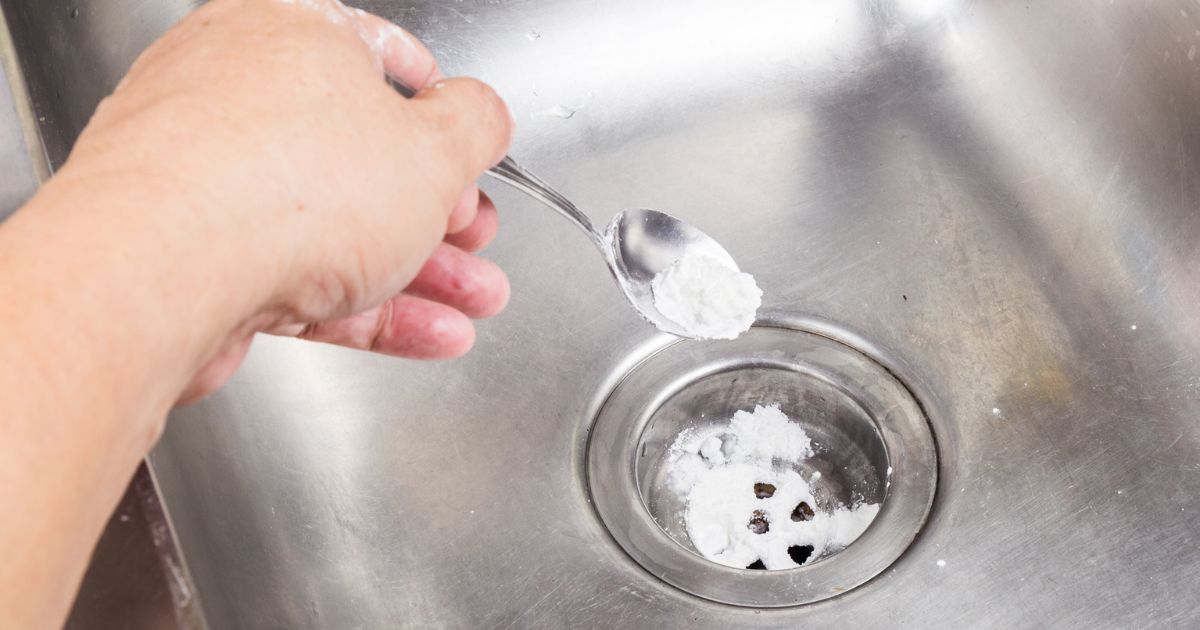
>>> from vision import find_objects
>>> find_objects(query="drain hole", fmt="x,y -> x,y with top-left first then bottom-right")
748,510 -> 769,534
590,325 -> 940,606
790,501 -> 815,522
787,545 -> 815,565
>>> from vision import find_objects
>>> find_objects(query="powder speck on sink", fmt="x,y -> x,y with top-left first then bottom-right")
665,405 -> 880,570
651,251 -> 762,340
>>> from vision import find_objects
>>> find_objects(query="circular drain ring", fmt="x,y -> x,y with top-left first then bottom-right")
586,319 -> 938,607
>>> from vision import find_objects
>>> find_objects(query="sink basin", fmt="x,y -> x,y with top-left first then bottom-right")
4,0 -> 1200,627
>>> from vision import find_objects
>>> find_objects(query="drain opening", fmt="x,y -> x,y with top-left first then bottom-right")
657,402 -> 882,571
748,510 -> 770,534
791,501 -> 815,522
788,545 -> 815,565
587,324 -> 939,607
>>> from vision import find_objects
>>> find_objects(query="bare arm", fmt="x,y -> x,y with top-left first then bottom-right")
0,0 -> 512,625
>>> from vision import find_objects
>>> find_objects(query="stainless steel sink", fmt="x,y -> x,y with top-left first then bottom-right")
4,0 -> 1200,627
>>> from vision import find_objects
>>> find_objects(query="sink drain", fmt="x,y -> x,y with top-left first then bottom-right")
586,322 -> 937,607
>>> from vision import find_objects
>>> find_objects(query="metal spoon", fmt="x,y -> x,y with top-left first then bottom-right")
390,79 -> 740,338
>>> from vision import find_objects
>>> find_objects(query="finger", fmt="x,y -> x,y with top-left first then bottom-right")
447,183 -> 480,234
445,189 -> 499,252
404,242 -> 509,319
177,334 -> 255,405
288,296 -> 475,359
348,9 -> 443,87
412,77 -> 514,181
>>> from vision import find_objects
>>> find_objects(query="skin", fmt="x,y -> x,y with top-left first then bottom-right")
0,0 -> 513,626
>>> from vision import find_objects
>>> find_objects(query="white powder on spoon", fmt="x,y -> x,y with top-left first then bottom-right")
651,251 -> 762,340
666,405 -> 880,570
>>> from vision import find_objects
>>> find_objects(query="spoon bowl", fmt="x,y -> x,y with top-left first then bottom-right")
489,155 -> 744,339
605,208 -> 741,337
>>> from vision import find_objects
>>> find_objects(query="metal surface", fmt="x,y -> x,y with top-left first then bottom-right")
3,0 -> 1200,627
588,320 -> 936,606
0,0 -> 193,169
402,74 -> 743,339
64,464 -> 206,630
0,4 -> 42,218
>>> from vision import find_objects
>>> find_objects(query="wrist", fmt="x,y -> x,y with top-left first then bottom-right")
2,167 -> 261,418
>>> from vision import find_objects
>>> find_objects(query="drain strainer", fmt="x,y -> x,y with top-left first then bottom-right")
586,322 -> 937,607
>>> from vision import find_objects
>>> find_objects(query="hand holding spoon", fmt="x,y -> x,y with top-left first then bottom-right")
391,79 -> 758,339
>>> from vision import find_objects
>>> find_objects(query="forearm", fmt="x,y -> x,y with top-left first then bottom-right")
0,174 -> 239,628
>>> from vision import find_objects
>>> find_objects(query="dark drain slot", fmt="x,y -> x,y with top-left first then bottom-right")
788,545 -> 814,565
748,510 -> 770,534
791,501 -> 814,522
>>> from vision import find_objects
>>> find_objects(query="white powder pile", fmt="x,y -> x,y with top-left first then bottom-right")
651,251 -> 762,340
665,405 -> 880,570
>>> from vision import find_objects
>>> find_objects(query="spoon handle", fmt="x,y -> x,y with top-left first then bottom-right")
387,78 -> 606,251
485,157 -> 606,249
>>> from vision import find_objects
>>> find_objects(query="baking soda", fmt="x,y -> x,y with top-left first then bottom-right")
665,405 -> 879,570
651,252 -> 762,340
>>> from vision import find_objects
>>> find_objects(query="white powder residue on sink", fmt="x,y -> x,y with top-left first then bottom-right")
651,251 -> 762,340
665,404 -> 880,570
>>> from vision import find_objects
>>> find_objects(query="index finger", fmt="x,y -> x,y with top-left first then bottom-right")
349,9 -> 444,88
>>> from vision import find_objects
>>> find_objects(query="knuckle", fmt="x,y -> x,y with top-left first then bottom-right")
449,78 -> 512,152
477,82 -> 514,145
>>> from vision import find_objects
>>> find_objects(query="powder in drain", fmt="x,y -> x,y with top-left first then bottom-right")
651,251 -> 762,340
665,404 -> 879,570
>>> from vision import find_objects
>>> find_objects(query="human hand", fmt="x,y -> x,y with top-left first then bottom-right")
0,2 -> 519,622
49,0 -> 514,403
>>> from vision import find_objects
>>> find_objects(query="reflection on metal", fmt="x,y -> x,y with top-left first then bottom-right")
0,3 -> 43,217
64,464 -> 206,630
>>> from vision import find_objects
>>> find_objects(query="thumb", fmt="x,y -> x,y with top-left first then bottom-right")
411,77 -> 514,185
